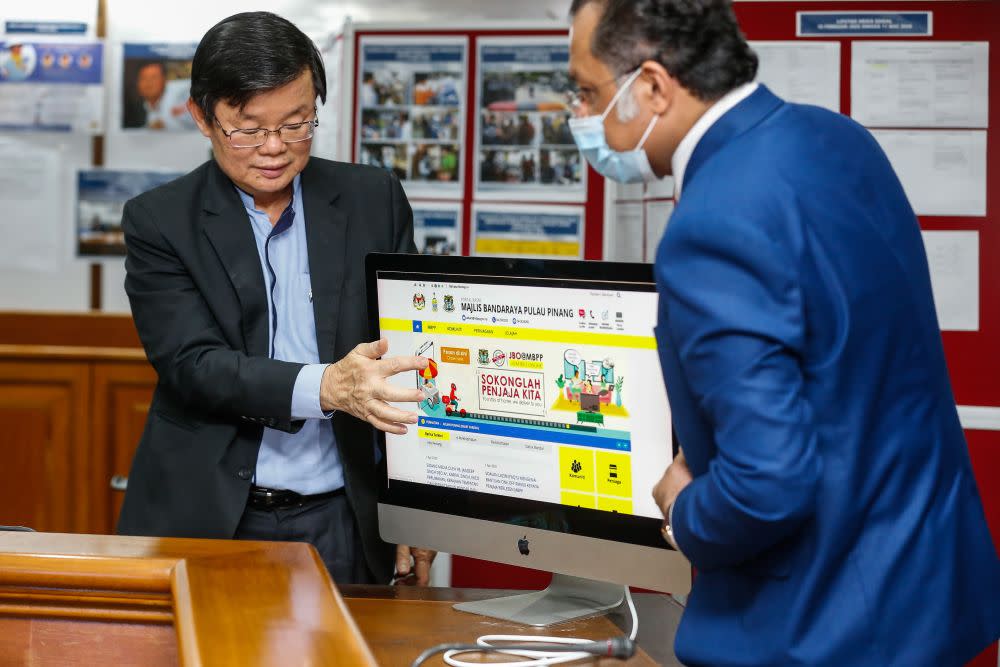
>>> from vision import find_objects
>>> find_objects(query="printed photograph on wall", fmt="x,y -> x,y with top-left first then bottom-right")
475,38 -> 585,201
77,169 -> 182,256
413,203 -> 462,255
121,43 -> 198,131
356,37 -> 468,198
471,203 -> 584,259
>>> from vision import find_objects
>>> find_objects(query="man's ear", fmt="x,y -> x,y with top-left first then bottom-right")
186,98 -> 212,139
637,60 -> 677,116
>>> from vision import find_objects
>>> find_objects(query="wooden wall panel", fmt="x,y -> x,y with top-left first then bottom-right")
0,312 -> 142,349
0,617 -> 177,667
0,362 -> 89,533
90,363 -> 157,535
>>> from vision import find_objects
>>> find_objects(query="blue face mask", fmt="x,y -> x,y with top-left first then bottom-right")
569,68 -> 660,184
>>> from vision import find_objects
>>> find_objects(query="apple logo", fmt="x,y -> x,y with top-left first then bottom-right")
517,535 -> 530,556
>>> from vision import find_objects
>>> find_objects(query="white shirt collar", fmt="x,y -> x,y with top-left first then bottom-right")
671,82 -> 759,200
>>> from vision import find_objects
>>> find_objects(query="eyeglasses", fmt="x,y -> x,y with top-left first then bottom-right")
215,108 -> 319,148
564,71 -> 640,114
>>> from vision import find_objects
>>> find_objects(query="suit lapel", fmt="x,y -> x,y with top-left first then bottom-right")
301,160 -> 347,364
682,85 -> 784,194
201,160 -> 270,358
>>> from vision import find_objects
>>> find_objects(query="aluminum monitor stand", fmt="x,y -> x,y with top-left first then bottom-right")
454,573 -> 625,627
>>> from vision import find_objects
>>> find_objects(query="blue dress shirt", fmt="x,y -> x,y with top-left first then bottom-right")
237,175 -> 343,494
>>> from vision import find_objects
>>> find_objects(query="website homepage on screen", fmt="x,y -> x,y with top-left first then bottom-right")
378,273 -> 673,520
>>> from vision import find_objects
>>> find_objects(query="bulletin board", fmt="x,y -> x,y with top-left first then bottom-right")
345,23 -> 607,260
730,0 -> 999,409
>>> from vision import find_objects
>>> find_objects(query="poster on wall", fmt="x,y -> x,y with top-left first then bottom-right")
475,37 -> 585,202
851,42 -> 988,129
471,204 -> 584,259
0,137 -> 63,272
0,41 -> 103,132
605,201 -> 644,264
750,41 -> 840,112
921,230 -> 979,332
76,169 -> 182,257
644,200 -> 675,263
121,43 -> 198,131
413,203 -> 462,255
871,129 -> 986,217
3,0 -> 97,38
356,37 -> 467,199
313,31 -> 343,161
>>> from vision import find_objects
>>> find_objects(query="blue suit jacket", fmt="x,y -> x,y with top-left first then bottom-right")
655,86 -> 1000,666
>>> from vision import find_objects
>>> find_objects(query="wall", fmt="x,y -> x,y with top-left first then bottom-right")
0,0 -> 570,315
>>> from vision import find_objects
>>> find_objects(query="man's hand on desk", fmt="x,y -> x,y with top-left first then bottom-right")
320,338 -> 428,435
393,544 -> 437,586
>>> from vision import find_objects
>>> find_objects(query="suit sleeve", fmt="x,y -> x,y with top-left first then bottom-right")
657,209 -> 821,572
389,172 -> 417,254
123,197 -> 304,430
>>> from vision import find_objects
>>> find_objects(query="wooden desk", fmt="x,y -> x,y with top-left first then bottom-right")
341,585 -> 684,666
0,532 -> 375,666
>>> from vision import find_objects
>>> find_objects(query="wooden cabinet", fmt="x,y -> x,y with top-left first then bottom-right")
0,313 -> 155,535
91,362 -> 157,534
0,361 -> 90,533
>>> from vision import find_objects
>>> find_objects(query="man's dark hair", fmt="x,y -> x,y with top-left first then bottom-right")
569,0 -> 757,102
190,11 -> 326,122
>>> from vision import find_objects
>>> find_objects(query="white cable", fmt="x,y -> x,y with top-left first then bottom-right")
442,636 -> 592,667
442,587 -> 639,667
625,586 -> 638,641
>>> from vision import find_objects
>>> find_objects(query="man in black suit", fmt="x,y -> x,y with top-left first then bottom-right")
118,11 -> 435,585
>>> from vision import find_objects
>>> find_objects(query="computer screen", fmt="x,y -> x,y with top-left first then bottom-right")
368,254 -> 691,624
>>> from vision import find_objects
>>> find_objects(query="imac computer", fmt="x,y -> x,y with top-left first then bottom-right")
367,253 -> 691,626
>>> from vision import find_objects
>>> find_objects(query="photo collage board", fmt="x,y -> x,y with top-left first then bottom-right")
474,37 -> 586,202
356,37 -> 468,200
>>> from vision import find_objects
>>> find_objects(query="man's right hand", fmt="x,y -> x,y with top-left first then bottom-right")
320,338 -> 428,434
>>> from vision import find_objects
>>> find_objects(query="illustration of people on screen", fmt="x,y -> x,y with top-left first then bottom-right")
570,370 -> 582,396
421,377 -> 439,409
553,349 -> 628,419
443,383 -> 461,413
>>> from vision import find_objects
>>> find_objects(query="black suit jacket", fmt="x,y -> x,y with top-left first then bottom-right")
122,98 -> 147,129
117,157 -> 415,580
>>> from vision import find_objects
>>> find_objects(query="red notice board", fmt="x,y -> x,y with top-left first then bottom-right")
348,25 -> 606,260
735,0 -> 999,408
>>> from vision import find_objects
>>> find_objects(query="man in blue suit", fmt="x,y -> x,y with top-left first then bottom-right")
568,1 -> 1000,664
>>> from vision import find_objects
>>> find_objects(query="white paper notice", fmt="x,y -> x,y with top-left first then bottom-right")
614,181 -> 644,201
851,42 -> 989,128
606,201 -> 643,262
0,137 -> 62,272
645,175 -> 675,200
751,41 -> 840,112
921,231 -> 979,331
872,130 -> 986,217
644,200 -> 675,263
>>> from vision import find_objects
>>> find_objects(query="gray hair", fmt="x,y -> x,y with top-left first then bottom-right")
569,0 -> 758,103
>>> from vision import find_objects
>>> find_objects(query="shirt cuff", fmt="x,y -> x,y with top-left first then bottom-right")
291,364 -> 334,420
665,501 -> 684,554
